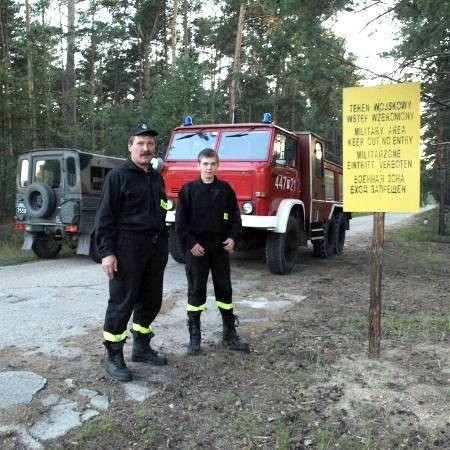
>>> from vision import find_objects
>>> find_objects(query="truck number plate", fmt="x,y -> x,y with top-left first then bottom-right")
16,203 -> 27,214
274,175 -> 296,191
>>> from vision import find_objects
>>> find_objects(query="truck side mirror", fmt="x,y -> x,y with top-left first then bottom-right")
285,141 -> 295,162
151,157 -> 165,172
315,142 -> 324,178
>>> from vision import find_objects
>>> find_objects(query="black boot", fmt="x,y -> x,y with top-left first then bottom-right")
104,341 -> 132,382
187,312 -> 201,355
222,312 -> 250,352
131,330 -> 168,365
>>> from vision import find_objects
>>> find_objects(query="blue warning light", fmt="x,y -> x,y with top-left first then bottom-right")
261,112 -> 272,123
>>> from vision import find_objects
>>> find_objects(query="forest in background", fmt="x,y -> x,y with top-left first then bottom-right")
0,0 -> 448,220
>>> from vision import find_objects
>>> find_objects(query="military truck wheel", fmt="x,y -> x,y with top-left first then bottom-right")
25,183 -> 56,218
334,213 -> 346,254
169,227 -> 185,264
89,234 -> 102,263
32,238 -> 62,259
266,216 -> 299,275
312,218 -> 336,258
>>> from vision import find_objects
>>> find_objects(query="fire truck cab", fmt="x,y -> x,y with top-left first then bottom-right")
162,114 -> 351,274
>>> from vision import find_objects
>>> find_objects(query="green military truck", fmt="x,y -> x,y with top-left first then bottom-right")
15,148 -> 125,261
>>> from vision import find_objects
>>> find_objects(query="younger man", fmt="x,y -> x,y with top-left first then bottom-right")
175,148 -> 250,354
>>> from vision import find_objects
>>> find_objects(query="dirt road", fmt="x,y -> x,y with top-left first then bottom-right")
0,212 -> 421,357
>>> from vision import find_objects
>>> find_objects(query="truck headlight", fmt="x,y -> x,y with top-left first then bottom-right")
242,201 -> 254,214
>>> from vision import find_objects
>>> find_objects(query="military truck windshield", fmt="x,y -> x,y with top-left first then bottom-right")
34,159 -> 61,188
166,131 -> 218,160
218,130 -> 270,160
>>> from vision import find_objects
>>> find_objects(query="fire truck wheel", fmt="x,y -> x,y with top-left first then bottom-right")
265,216 -> 299,275
169,226 -> 186,264
334,214 -> 346,254
32,237 -> 62,259
24,182 -> 56,218
313,219 -> 336,258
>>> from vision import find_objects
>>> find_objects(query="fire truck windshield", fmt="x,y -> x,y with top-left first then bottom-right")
166,131 -> 218,160
218,130 -> 270,160
166,129 -> 270,161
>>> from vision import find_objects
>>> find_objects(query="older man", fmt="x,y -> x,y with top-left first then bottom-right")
95,123 -> 170,382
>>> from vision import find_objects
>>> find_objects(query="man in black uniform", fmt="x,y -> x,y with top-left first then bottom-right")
175,148 -> 250,355
95,123 -> 170,382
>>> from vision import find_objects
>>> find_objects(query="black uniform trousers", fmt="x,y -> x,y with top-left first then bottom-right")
185,240 -> 232,310
104,231 -> 168,339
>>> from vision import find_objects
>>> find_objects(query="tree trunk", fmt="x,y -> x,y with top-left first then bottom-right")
25,0 -> 38,147
183,0 -> 188,57
290,80 -> 297,130
436,61 -> 448,235
162,0 -> 168,66
229,3 -> 245,123
0,4 -> 13,219
64,0 -> 76,145
88,3 -> 98,151
171,0 -> 179,70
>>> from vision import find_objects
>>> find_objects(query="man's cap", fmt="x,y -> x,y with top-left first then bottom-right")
130,123 -> 158,137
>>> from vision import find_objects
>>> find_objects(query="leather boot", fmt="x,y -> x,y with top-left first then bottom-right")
187,312 -> 201,355
131,330 -> 168,365
222,312 -> 250,352
104,340 -> 132,382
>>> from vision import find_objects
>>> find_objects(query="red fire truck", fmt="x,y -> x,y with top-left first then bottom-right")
161,113 -> 351,274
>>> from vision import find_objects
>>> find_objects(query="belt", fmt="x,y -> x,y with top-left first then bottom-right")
119,230 -> 161,242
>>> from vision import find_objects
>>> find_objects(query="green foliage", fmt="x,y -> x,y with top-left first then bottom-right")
389,0 -> 450,206
1,0 -> 363,218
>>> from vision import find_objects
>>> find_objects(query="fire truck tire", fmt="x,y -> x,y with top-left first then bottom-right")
32,237 -> 62,259
265,216 -> 299,275
334,213 -> 346,254
89,233 -> 102,263
169,226 -> 186,264
313,219 -> 336,258
24,182 -> 56,218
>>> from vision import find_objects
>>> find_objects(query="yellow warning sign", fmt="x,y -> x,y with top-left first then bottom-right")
343,82 -> 420,212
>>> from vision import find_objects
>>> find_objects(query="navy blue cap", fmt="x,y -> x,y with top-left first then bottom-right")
130,123 -> 158,137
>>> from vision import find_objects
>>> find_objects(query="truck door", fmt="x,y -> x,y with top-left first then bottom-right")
25,155 -> 63,220
310,139 -> 329,222
269,133 -> 300,213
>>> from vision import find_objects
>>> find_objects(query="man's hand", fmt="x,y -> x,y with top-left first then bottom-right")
102,255 -> 118,279
190,243 -> 205,257
223,238 -> 235,252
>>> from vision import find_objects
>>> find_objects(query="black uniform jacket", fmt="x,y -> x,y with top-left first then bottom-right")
175,176 -> 242,251
95,158 -> 168,258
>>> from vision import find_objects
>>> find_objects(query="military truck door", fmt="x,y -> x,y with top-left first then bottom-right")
25,155 -> 62,219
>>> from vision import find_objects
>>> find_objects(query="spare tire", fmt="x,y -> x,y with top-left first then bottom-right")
24,183 -> 56,218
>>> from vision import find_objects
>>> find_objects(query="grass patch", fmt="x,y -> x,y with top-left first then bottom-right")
391,208 -> 450,245
334,316 -> 367,338
52,416 -> 125,449
0,219 -> 75,265
0,220 -> 38,265
382,310 -> 450,341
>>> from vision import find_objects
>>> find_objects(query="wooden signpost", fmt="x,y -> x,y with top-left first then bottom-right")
343,82 -> 421,357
